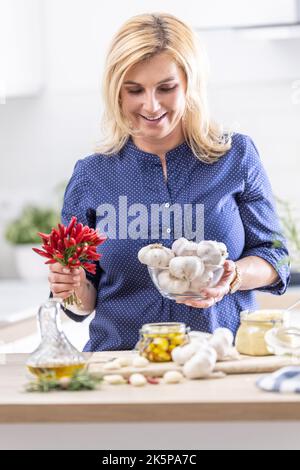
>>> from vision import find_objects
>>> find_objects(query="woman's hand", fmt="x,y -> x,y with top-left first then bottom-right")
176,260 -> 236,308
48,263 -> 87,301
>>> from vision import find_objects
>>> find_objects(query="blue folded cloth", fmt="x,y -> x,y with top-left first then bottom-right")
256,366 -> 300,393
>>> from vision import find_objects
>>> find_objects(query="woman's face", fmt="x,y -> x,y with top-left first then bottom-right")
120,52 -> 187,144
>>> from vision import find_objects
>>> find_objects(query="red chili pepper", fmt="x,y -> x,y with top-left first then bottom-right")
58,224 -> 66,238
75,231 -> 85,244
82,262 -> 96,274
75,223 -> 83,237
37,232 -> 50,241
72,260 -> 81,267
58,240 -> 64,251
32,248 -> 51,259
49,234 -> 58,250
44,246 -> 55,255
64,237 -> 70,249
45,259 -> 57,265
52,228 -> 60,238
66,216 -> 77,236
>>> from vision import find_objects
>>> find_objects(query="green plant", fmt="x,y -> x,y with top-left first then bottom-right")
276,197 -> 300,271
5,205 -> 60,245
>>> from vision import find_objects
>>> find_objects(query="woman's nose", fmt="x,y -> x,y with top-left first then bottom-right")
142,91 -> 161,113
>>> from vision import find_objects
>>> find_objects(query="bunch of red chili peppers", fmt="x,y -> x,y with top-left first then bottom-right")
33,216 -> 106,306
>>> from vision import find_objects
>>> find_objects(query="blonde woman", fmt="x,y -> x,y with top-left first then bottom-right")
48,13 -> 290,351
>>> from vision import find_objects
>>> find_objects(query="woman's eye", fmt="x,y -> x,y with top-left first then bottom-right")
159,86 -> 177,93
128,86 -> 177,95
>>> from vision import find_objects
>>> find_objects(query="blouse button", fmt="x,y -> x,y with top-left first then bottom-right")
166,228 -> 171,234
165,202 -> 170,208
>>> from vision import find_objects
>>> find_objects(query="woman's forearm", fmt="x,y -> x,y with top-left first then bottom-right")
236,256 -> 279,291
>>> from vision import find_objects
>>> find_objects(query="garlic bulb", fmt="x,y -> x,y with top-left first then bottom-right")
138,243 -> 174,268
197,240 -> 228,266
172,238 -> 198,256
214,328 -> 234,346
171,341 -> 204,365
129,373 -> 147,387
209,328 -> 234,360
189,270 -> 214,292
163,370 -> 184,384
169,256 -> 204,281
158,270 -> 190,294
217,242 -> 228,258
209,336 -> 228,361
183,346 -> 217,379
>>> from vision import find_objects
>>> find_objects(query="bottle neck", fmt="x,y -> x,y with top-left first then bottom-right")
38,299 -> 63,340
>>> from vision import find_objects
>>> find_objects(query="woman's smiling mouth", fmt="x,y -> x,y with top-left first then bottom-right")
139,112 -> 168,123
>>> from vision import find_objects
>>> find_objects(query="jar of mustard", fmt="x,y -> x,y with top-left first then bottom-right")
235,310 -> 285,356
138,322 -> 190,362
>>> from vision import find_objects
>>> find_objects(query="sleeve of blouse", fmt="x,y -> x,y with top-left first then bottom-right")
236,135 -> 290,295
49,159 -> 102,322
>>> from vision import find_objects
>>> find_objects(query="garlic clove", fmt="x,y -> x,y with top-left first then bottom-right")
163,370 -> 184,384
129,373 -> 147,387
118,356 -> 133,367
103,374 -> 126,385
103,359 -> 122,370
132,356 -> 150,368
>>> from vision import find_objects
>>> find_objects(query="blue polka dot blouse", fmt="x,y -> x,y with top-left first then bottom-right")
60,133 -> 290,352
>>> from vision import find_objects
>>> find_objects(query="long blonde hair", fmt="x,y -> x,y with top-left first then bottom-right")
96,12 -> 231,163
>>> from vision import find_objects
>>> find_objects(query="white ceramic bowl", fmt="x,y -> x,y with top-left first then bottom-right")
147,265 -> 224,301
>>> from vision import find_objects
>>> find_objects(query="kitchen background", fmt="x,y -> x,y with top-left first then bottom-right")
0,0 -> 299,352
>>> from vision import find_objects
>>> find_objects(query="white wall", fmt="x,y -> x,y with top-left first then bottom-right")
0,0 -> 300,278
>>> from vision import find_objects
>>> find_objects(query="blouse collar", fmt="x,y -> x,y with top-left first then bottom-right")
124,136 -> 191,163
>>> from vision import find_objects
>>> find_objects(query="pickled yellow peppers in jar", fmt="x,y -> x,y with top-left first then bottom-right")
235,310 -> 285,356
138,322 -> 190,362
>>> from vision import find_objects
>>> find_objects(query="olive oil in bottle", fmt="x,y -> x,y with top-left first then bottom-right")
27,363 -> 86,379
26,299 -> 87,379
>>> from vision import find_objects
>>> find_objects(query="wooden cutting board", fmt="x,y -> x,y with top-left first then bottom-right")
214,355 -> 297,374
88,352 -> 298,378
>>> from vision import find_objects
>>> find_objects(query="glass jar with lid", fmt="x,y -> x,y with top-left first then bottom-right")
265,326 -> 300,358
235,309 -> 285,356
137,322 -> 190,362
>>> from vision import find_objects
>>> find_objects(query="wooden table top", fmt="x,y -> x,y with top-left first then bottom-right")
1,352 -> 300,423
